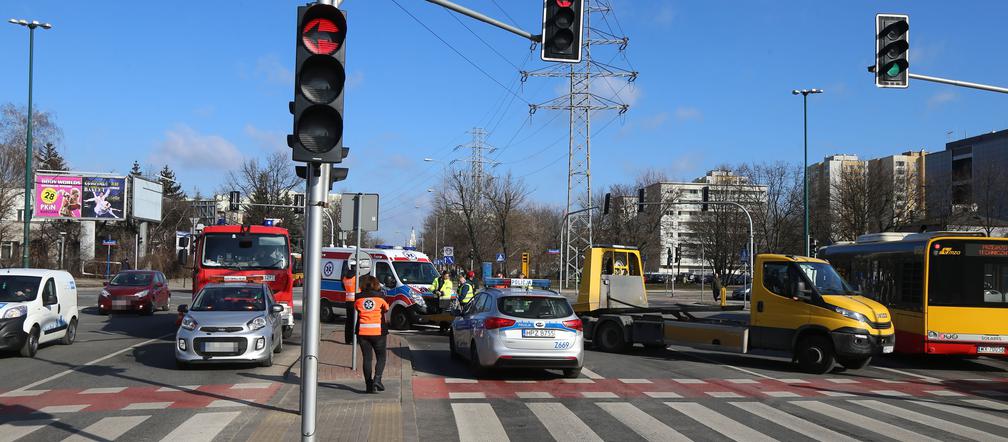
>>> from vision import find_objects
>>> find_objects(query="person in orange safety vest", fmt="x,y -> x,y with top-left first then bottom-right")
342,262 -> 360,344
354,275 -> 389,394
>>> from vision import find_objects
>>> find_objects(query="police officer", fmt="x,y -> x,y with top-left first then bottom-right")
430,270 -> 454,312
457,274 -> 474,308
341,262 -> 359,344
354,275 -> 389,394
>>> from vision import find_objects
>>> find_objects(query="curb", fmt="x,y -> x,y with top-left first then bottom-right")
398,336 -> 419,442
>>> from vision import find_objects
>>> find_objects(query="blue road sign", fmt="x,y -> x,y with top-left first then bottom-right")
444,256 -> 455,265
495,253 -> 505,262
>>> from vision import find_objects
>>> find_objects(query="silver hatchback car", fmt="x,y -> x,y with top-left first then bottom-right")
175,283 -> 285,369
449,287 -> 584,378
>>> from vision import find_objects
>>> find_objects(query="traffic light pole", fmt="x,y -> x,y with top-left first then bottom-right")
867,66 -> 1008,94
425,0 -> 541,43
300,163 -> 324,441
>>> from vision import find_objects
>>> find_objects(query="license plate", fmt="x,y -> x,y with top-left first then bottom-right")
112,299 -> 131,307
977,346 -> 1006,354
522,329 -> 555,338
205,342 -> 237,352
883,345 -> 894,354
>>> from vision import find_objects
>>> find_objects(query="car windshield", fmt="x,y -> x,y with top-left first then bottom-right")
498,296 -> 574,319
392,261 -> 439,285
191,286 -> 266,311
798,262 -> 855,296
202,233 -> 289,270
0,276 -> 41,302
110,272 -> 152,287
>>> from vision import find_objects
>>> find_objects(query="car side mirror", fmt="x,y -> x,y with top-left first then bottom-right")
177,304 -> 188,313
793,281 -> 812,301
271,304 -> 285,314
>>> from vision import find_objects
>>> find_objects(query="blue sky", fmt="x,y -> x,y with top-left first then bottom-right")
3,1 -> 1007,242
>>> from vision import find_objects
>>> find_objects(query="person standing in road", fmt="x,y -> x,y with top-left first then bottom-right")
430,270 -> 454,312
354,275 -> 389,394
457,274 -> 474,308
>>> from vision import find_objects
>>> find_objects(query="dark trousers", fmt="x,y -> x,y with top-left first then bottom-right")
357,334 -> 387,384
344,302 -> 356,344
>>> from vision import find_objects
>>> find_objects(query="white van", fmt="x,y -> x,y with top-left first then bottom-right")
0,269 -> 79,357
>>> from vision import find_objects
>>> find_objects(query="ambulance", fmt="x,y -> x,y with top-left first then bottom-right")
319,245 -> 439,329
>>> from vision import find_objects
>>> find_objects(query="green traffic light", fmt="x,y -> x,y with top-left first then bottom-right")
886,64 -> 902,77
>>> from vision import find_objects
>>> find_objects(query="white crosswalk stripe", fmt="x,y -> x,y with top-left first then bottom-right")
851,399 -> 1006,442
158,411 -> 241,442
666,402 -> 775,442
527,402 -> 603,442
0,419 -> 57,441
914,400 -> 1008,429
64,415 -> 150,442
793,400 -> 939,442
731,401 -> 857,442
597,402 -> 689,442
452,403 -> 509,442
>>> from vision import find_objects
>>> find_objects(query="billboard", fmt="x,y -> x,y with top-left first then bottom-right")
131,176 -> 163,222
34,174 -> 127,220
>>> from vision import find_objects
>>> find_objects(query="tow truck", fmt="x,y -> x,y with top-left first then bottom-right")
575,245 -> 895,374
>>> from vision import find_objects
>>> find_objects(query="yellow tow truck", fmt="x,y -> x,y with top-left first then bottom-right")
574,245 -> 896,374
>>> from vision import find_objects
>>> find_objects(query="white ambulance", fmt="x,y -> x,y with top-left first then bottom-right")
0,269 -> 79,357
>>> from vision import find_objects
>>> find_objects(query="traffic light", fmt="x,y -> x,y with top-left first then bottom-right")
291,4 -> 348,162
666,247 -> 673,266
701,186 -> 710,212
296,162 -> 349,190
541,0 -> 584,63
603,192 -> 611,215
637,188 -> 645,213
875,14 -> 909,88
293,193 -> 305,210
229,191 -> 240,212
675,245 -> 682,263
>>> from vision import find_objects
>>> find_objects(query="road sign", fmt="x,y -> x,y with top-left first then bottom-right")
102,239 -> 117,246
444,256 -> 455,265
546,248 -> 560,255
443,246 -> 454,257
339,193 -> 379,231
495,253 -> 505,262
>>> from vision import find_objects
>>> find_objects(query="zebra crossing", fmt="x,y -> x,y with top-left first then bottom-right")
0,409 -> 246,442
438,396 -> 1008,441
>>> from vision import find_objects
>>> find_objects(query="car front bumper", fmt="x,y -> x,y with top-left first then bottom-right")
0,316 -> 27,351
831,328 -> 895,358
100,296 -> 154,312
175,327 -> 275,363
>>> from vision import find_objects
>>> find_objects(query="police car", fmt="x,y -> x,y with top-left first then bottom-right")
449,280 -> 583,378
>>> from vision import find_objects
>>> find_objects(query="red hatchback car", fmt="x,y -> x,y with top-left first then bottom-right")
98,271 -> 171,315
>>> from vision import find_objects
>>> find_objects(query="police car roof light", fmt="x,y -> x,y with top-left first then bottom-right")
403,246 -> 417,251
375,244 -> 394,249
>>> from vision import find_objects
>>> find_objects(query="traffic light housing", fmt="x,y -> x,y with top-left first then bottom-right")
701,186 -> 710,212
229,191 -> 240,212
291,4 -> 348,162
875,14 -> 909,88
296,161 -> 349,190
637,188 -> 645,213
541,0 -> 584,63
603,192 -> 611,215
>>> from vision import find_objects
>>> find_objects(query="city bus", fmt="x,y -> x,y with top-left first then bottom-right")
190,222 -> 295,338
820,231 -> 1008,356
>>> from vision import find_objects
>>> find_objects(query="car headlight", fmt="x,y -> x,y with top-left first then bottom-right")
134,290 -> 149,298
833,306 -> 869,323
411,292 -> 425,304
100,290 -> 110,298
181,316 -> 198,331
2,306 -> 27,319
247,316 -> 267,331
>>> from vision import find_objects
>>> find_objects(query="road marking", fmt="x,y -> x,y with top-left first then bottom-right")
561,378 -> 594,383
793,400 -> 938,442
666,402 -> 774,442
38,404 -> 89,413
706,392 -> 744,398
64,415 -> 150,442
11,333 -> 173,393
597,402 -> 690,442
157,385 -> 201,392
516,391 -> 553,399
925,389 -> 965,397
871,366 -> 942,383
644,392 -> 682,398
727,379 -> 759,384
0,389 -> 48,397
528,402 -> 603,442
504,380 -> 537,383
449,392 -> 486,399
876,379 -> 907,384
80,386 -> 127,394
0,419 -> 57,441
581,368 -> 604,379
159,411 -> 241,442
581,391 -> 619,399
778,378 -> 809,384
445,377 -> 479,384
618,378 -> 652,384
122,401 -> 173,410
230,382 -> 272,389
917,400 -> 1008,428
671,378 -> 706,384
452,403 -> 509,442
819,391 -> 856,397
826,378 -> 859,384
974,390 -> 1008,397
870,390 -> 910,397
962,399 -> 1008,411
666,348 -> 777,380
853,399 -> 1004,442
208,399 -> 249,408
764,391 -> 801,398
732,401 -> 856,442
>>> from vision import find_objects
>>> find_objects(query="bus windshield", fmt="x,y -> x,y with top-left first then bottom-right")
797,262 -> 856,296
392,261 -> 439,285
929,241 -> 1008,307
202,234 -> 290,270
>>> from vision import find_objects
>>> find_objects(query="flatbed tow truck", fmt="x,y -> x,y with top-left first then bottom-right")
574,245 -> 896,374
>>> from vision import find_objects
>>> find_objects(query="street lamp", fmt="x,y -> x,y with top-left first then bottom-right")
9,18 -> 53,268
426,188 -> 440,257
792,88 -> 823,257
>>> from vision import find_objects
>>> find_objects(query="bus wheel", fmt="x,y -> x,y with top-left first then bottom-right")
837,356 -> 872,370
796,335 -> 835,374
320,300 -> 334,323
390,307 -> 410,330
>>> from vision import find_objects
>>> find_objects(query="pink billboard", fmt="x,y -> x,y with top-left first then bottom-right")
34,174 -> 83,218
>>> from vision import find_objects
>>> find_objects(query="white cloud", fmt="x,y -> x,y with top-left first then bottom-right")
149,125 -> 242,170
591,76 -> 641,106
927,91 -> 956,108
244,124 -> 286,153
255,54 -> 293,84
674,106 -> 702,121
641,112 -> 669,129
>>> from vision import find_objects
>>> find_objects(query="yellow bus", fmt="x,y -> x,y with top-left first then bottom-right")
821,232 -> 1008,356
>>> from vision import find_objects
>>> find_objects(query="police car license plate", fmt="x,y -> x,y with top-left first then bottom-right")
522,329 -> 555,338
977,346 -> 1006,354
205,342 -> 237,352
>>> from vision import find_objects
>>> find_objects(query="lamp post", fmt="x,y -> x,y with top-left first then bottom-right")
9,18 -> 52,268
792,88 -> 823,257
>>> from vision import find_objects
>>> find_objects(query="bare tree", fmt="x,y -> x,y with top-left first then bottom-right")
972,162 -> 1008,236
224,152 -> 301,227
443,168 -> 490,267
736,162 -> 803,255
487,172 -> 529,275
688,174 -> 754,293
829,163 -> 872,242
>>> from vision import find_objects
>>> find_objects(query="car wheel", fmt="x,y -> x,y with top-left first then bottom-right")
796,335 -> 835,374
274,334 -> 284,354
320,300 -> 334,323
175,359 -> 189,370
390,307 -> 410,330
562,367 -> 582,379
469,342 -> 486,377
260,348 -> 274,367
98,307 -> 108,315
60,317 -> 77,345
448,331 -> 460,361
837,356 -> 872,370
141,301 -> 155,316
595,322 -> 630,353
20,326 -> 39,357
283,326 -> 294,339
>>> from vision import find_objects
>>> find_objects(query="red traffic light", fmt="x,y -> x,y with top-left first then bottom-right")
301,13 -> 345,55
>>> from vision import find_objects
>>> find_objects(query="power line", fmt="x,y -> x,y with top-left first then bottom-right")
445,7 -> 520,71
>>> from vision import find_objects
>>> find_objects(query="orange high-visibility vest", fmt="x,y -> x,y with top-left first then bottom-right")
355,296 -> 388,336
342,276 -> 358,302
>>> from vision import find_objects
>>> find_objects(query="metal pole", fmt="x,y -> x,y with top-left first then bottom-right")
300,163 -> 324,442
867,66 -> 1008,94
425,0 -> 540,42
803,93 -> 809,257
322,207 -> 335,247
21,27 -> 35,268
352,193 -> 362,371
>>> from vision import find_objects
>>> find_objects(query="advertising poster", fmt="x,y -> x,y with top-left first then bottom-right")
81,177 -> 126,219
34,175 -> 83,218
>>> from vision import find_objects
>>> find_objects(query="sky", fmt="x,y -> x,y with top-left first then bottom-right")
3,1 -> 1007,244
